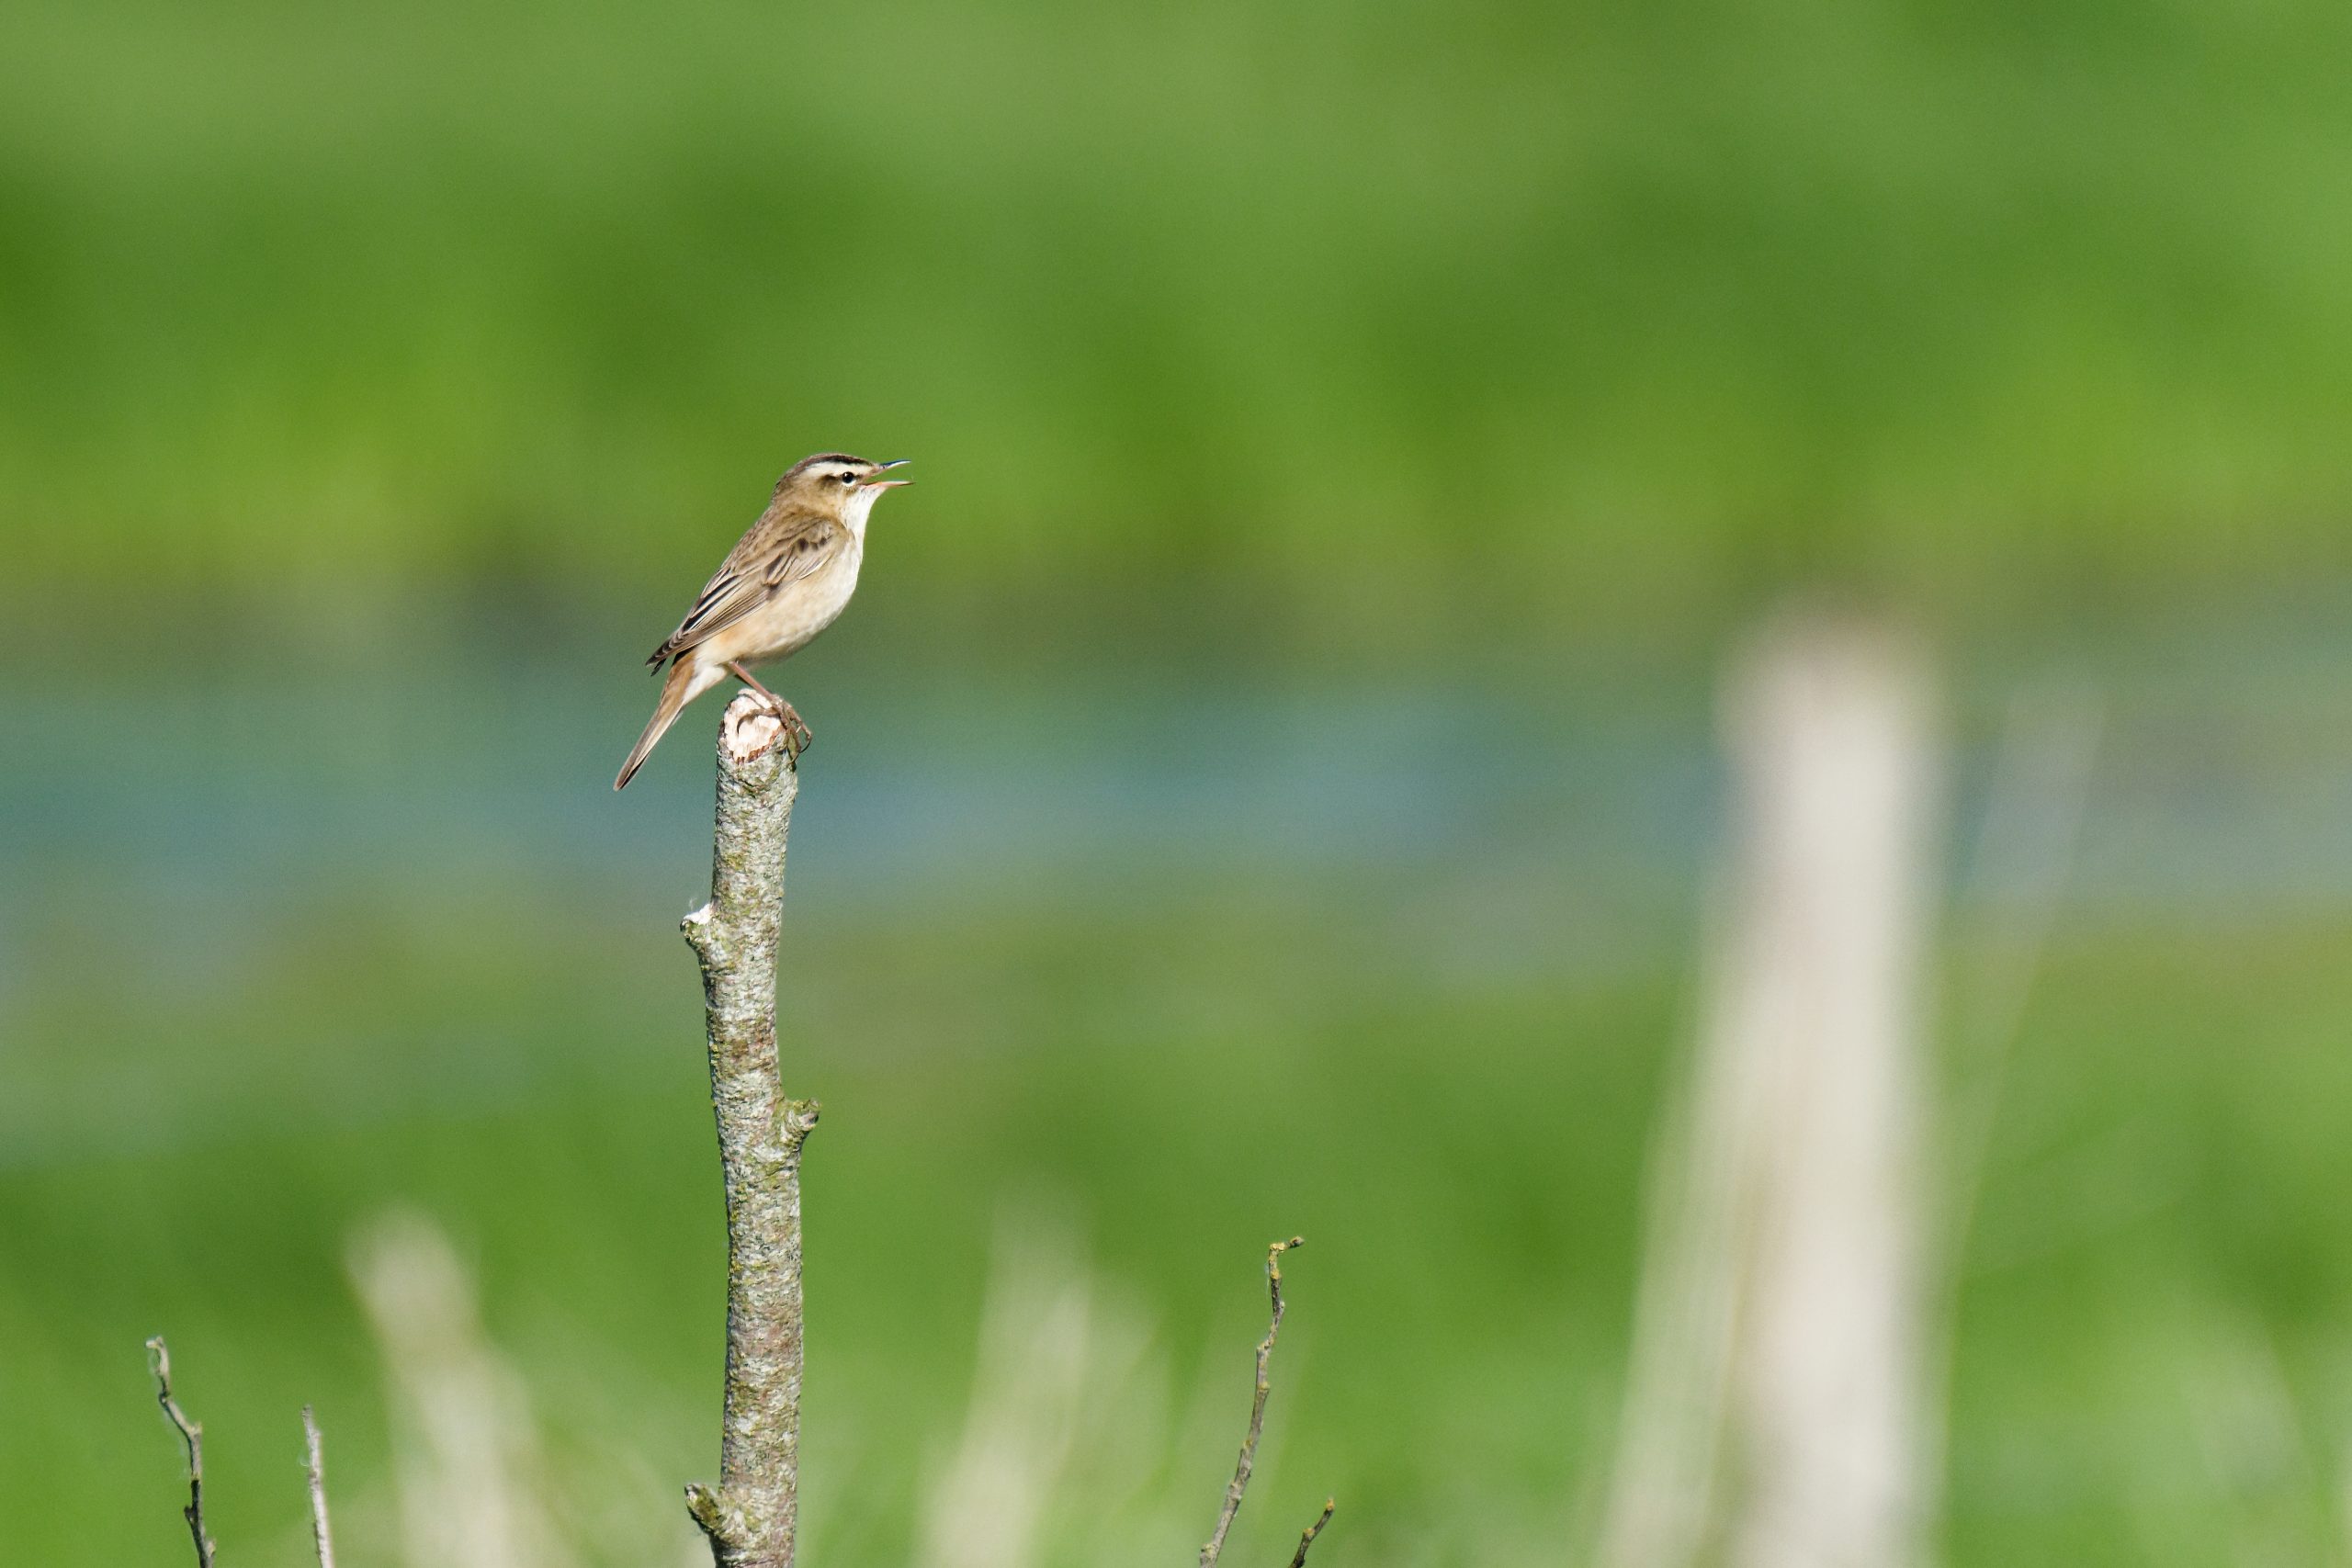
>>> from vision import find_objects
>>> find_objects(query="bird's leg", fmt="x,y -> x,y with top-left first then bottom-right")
728,661 -> 814,756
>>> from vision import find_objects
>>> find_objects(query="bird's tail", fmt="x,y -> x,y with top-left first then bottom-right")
615,658 -> 724,790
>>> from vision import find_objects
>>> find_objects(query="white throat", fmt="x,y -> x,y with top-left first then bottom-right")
844,485 -> 884,538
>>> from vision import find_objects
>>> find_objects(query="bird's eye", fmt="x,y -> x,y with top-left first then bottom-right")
839,471 -> 856,484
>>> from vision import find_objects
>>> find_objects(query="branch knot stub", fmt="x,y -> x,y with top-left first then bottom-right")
685,1482 -> 747,1550
684,1483 -> 730,1529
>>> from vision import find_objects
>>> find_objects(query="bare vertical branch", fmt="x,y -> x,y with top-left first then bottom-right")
301,1406 -> 338,1568
681,693 -> 813,1568
1197,1236 -> 1305,1568
146,1337 -> 216,1568
1287,1499 -> 1337,1568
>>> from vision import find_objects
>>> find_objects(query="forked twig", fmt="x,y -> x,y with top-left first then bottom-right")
1198,1237 -> 1306,1568
146,1337 -> 216,1568
1289,1499 -> 1338,1567
302,1405 -> 338,1568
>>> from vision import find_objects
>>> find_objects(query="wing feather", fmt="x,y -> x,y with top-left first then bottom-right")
646,509 -> 843,667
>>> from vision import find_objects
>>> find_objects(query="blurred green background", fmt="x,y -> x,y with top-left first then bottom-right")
7,1 -> 2352,1563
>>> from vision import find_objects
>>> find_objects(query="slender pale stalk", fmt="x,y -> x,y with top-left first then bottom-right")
349,1208 -> 575,1568
301,1406 -> 338,1568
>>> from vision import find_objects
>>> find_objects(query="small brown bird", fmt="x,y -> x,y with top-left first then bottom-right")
616,452 -> 909,789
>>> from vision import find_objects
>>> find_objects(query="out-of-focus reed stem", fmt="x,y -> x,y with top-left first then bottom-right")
1600,610 -> 1941,1568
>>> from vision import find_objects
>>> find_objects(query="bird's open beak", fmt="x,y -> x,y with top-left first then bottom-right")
865,458 -> 911,489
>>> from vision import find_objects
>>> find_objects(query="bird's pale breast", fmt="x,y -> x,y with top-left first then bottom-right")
706,534 -> 865,668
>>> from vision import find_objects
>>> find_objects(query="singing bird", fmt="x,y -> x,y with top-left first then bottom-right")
616,452 -> 910,789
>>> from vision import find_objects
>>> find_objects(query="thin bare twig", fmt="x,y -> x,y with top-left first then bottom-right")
146,1337 -> 216,1568
302,1406 -> 338,1568
1287,1499 -> 1337,1568
1198,1236 -> 1305,1568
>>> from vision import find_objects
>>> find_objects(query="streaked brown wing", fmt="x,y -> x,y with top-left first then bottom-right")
647,508 -> 843,667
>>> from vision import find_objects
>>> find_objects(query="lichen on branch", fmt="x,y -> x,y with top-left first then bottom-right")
682,694 -> 813,1568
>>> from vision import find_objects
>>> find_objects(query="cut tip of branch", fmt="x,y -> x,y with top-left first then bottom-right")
719,693 -> 787,763
1289,1499 -> 1338,1568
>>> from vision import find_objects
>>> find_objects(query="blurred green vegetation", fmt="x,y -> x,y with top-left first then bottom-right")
8,0 -> 2352,636
5,642 -> 2352,1564
9,3 -> 2352,1563
8,870 -> 2352,1566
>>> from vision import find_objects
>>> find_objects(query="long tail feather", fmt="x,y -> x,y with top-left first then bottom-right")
615,659 -> 715,790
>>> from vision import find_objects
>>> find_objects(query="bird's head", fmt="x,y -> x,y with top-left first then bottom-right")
776,453 -> 910,523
